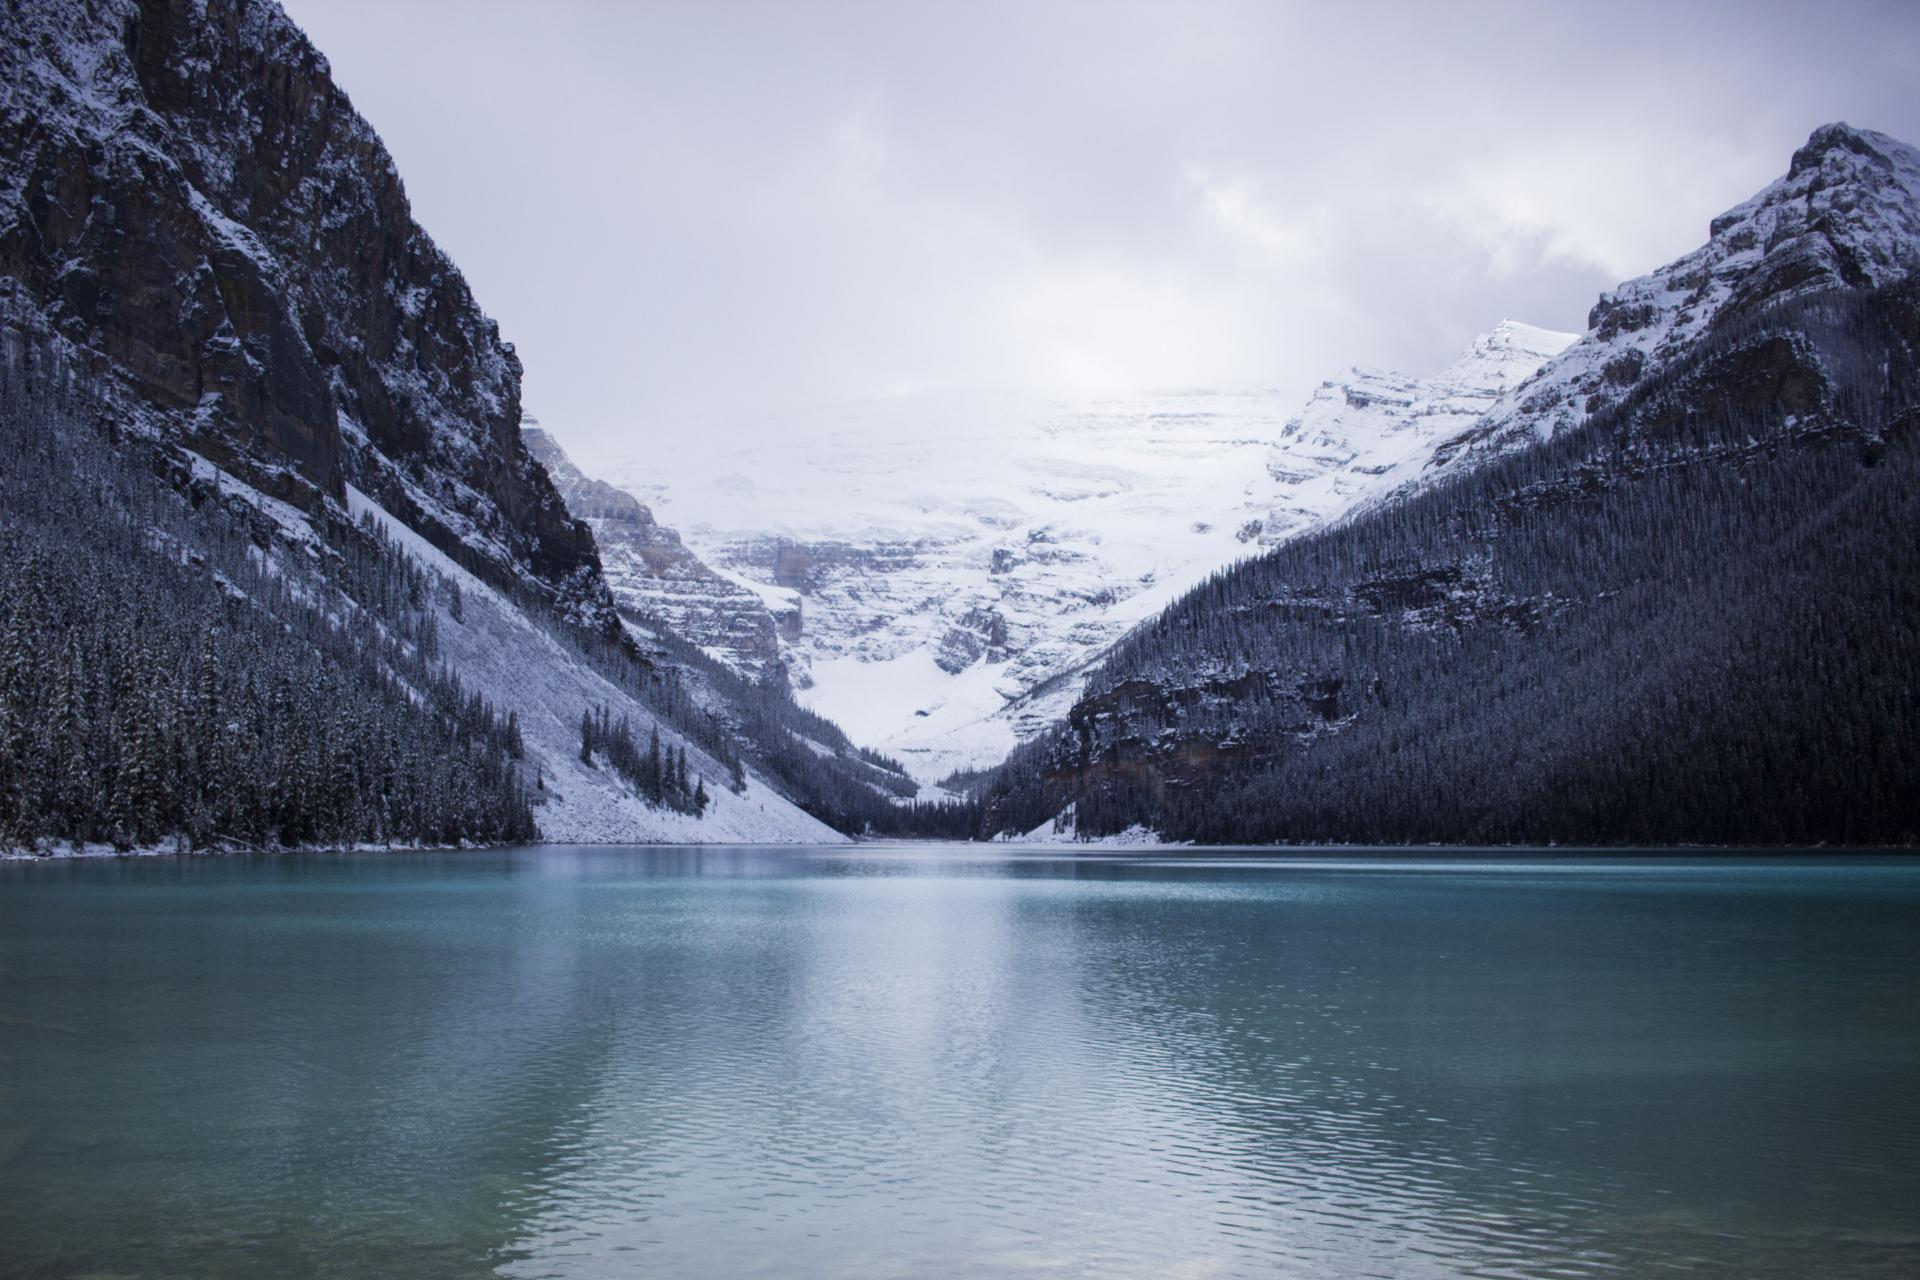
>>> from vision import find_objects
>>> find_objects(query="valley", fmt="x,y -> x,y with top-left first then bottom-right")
543,320 -> 1574,784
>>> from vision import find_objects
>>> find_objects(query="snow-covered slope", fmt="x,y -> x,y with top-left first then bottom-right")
1257,321 -> 1576,535
1434,123 -> 1920,467
580,323 -> 1572,783
346,486 -> 839,844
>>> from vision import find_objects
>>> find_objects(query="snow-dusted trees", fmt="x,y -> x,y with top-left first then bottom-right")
986,280 -> 1920,846
0,366 -> 537,852
577,706 -> 707,816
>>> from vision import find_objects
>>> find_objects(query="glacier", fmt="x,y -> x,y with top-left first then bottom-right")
558,320 -> 1573,784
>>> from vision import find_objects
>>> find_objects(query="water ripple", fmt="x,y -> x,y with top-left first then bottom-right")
0,850 -> 1917,1279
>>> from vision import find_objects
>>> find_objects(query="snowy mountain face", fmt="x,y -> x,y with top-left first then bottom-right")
0,0 -> 609,623
581,322 -> 1571,784
524,424 -> 783,677
0,0 -> 845,846
1434,123 -> 1920,468
1257,321 -> 1576,536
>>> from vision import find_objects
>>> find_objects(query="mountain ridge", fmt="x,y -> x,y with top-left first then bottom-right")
971,123 -> 1920,845
1429,122 -> 1920,470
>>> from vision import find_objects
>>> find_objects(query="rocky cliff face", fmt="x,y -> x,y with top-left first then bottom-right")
0,0 -> 609,619
523,424 -> 784,676
1433,123 -> 1920,468
1245,321 -> 1575,544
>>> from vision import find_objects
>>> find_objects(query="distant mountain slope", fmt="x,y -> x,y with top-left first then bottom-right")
974,127 -> 1920,846
591,325 -> 1571,783
1251,321 -> 1575,541
524,423 -> 783,678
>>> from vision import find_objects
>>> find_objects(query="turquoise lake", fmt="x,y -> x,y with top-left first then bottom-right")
2,848 -> 1917,1278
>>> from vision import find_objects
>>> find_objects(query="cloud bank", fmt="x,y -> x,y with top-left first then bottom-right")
281,0 -> 1920,454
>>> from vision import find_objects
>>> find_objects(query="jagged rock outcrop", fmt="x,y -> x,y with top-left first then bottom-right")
0,0 -> 610,620
1433,123 -> 1920,468
524,424 -> 784,677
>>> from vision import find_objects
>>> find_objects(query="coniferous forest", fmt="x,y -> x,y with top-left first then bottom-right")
0,361 -> 539,851
971,282 -> 1920,845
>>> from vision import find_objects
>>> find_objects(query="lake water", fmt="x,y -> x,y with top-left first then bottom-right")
1,848 -> 1917,1279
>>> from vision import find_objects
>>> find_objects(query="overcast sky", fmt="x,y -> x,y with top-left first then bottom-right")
280,0 -> 1920,456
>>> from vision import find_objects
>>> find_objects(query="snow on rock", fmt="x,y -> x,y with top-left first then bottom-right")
1273,321 -> 1577,529
1434,123 -> 1920,468
0,0 -> 612,623
524,422 -> 784,677
578,327 -> 1570,784
346,486 -> 841,845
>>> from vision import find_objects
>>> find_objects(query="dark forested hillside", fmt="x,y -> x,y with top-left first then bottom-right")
980,280 -> 1920,845
0,359 -> 538,852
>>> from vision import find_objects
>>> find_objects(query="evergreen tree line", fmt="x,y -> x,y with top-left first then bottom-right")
0,356 -> 538,851
969,280 -> 1920,846
578,705 -> 709,816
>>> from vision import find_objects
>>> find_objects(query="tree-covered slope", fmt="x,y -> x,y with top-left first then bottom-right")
0,363 -> 538,851
0,0 -> 948,847
978,279 -> 1920,846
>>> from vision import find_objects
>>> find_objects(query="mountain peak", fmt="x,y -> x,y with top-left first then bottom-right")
1787,121 -> 1914,179
1479,320 -> 1581,359
1712,122 -> 1920,251
1436,124 -> 1920,461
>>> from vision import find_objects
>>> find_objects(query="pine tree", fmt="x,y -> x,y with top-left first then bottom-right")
416,610 -> 439,661
646,727 -> 664,804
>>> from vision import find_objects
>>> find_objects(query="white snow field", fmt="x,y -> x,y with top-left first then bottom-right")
582,321 -> 1573,783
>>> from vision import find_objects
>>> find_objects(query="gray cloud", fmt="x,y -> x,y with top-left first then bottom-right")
280,0 -> 1920,456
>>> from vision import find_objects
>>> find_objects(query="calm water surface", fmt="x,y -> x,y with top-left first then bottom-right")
1,848 -> 1917,1279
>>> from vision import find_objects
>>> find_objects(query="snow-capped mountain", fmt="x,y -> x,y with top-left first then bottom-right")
1256,321 -> 1576,537
992,123 -> 1920,848
1433,123 -> 1920,467
578,321 -> 1572,783
0,0 -> 861,846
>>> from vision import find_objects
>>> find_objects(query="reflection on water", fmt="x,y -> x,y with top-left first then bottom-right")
1,850 -> 1917,1278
